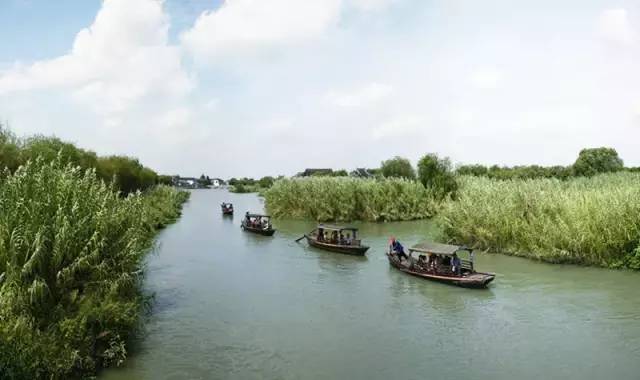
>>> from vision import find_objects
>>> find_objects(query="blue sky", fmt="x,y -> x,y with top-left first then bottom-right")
1,0 -> 640,177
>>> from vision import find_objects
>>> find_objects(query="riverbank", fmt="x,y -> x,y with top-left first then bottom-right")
439,173 -> 640,269
264,176 -> 438,221
0,159 -> 189,379
264,173 -> 640,270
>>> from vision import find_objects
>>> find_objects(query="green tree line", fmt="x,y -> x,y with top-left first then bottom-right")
456,147 -> 626,180
1,124 -> 167,194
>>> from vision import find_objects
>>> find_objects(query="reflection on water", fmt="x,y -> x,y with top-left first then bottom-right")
102,190 -> 640,380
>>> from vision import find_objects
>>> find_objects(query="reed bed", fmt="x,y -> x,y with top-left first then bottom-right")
0,159 -> 189,378
439,173 -> 640,268
264,177 -> 438,222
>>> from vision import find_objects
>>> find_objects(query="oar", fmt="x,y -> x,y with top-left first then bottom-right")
295,235 -> 306,243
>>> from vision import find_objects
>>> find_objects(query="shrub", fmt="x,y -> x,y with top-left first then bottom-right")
380,156 -> 416,179
264,176 -> 437,222
573,147 -> 623,177
439,173 -> 640,268
417,153 -> 458,199
0,158 -> 188,378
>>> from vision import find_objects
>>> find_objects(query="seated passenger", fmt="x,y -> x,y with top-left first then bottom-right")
339,232 -> 345,245
345,233 -> 352,245
418,255 -> 427,267
317,229 -> 324,241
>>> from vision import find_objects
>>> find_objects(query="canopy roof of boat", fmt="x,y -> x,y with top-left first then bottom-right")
246,213 -> 270,218
221,202 -> 233,206
317,224 -> 358,231
409,241 -> 471,255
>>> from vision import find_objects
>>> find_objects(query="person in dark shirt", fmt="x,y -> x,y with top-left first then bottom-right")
390,238 -> 407,261
451,253 -> 462,276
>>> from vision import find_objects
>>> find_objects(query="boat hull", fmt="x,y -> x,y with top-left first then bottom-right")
386,253 -> 494,288
241,223 -> 276,236
306,236 -> 369,255
222,209 -> 233,215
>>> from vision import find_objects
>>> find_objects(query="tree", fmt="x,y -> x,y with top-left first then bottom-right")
456,164 -> 488,177
258,176 -> 275,188
573,147 -> 623,177
0,124 -> 21,173
20,136 -> 98,170
96,156 -> 158,194
158,175 -> 174,185
333,169 -> 348,177
380,156 -> 416,179
417,153 -> 458,199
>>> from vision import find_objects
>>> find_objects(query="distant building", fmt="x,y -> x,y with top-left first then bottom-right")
298,168 -> 333,177
350,168 -> 375,178
173,177 -> 202,189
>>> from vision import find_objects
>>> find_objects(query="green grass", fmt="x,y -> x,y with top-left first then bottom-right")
0,158 -> 189,379
264,177 -> 438,222
439,173 -> 640,268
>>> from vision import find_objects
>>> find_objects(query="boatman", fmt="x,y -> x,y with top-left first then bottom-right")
452,252 -> 461,276
390,237 -> 408,261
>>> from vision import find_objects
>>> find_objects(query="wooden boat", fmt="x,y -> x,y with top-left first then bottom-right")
301,224 -> 369,256
221,202 -> 234,215
241,213 -> 276,236
387,241 -> 495,288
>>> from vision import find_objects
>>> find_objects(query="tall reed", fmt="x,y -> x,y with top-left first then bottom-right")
264,177 -> 438,222
0,158 -> 188,378
439,173 -> 640,268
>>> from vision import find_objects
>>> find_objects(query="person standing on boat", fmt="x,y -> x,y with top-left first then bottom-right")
390,237 -> 407,261
451,252 -> 461,276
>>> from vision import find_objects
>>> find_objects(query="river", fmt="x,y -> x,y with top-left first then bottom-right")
102,189 -> 640,380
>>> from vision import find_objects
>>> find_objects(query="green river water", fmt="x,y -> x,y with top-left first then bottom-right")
102,190 -> 640,380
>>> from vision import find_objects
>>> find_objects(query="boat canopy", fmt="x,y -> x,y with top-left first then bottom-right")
222,202 -> 233,206
317,224 -> 358,232
246,213 -> 270,218
409,242 -> 470,255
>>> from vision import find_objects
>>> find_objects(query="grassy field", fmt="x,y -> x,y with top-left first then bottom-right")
439,173 -> 640,269
264,177 -> 438,222
0,158 -> 189,379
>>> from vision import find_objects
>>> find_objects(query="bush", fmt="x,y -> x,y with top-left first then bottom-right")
439,173 -> 640,268
380,156 -> 416,179
0,125 -> 21,174
417,153 -> 458,199
0,158 -> 188,378
264,176 -> 438,222
573,147 -> 623,177
96,156 -> 158,194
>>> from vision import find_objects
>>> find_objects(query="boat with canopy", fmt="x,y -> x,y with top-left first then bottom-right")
387,241 -> 495,288
298,224 -> 369,256
241,213 -> 276,236
221,202 -> 234,215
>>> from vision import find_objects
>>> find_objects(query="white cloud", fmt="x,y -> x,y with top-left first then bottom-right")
349,0 -> 396,12
0,0 -> 192,115
598,8 -> 636,46
326,82 -> 393,107
181,0 -> 342,61
372,115 -> 425,140
470,68 -> 503,89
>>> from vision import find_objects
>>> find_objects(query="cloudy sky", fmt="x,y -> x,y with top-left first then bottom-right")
1,0 -> 639,177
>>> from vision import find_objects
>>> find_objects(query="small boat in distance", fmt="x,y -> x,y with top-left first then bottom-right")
241,213 -> 276,236
387,241 -> 495,288
221,202 -> 234,215
300,224 -> 369,256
